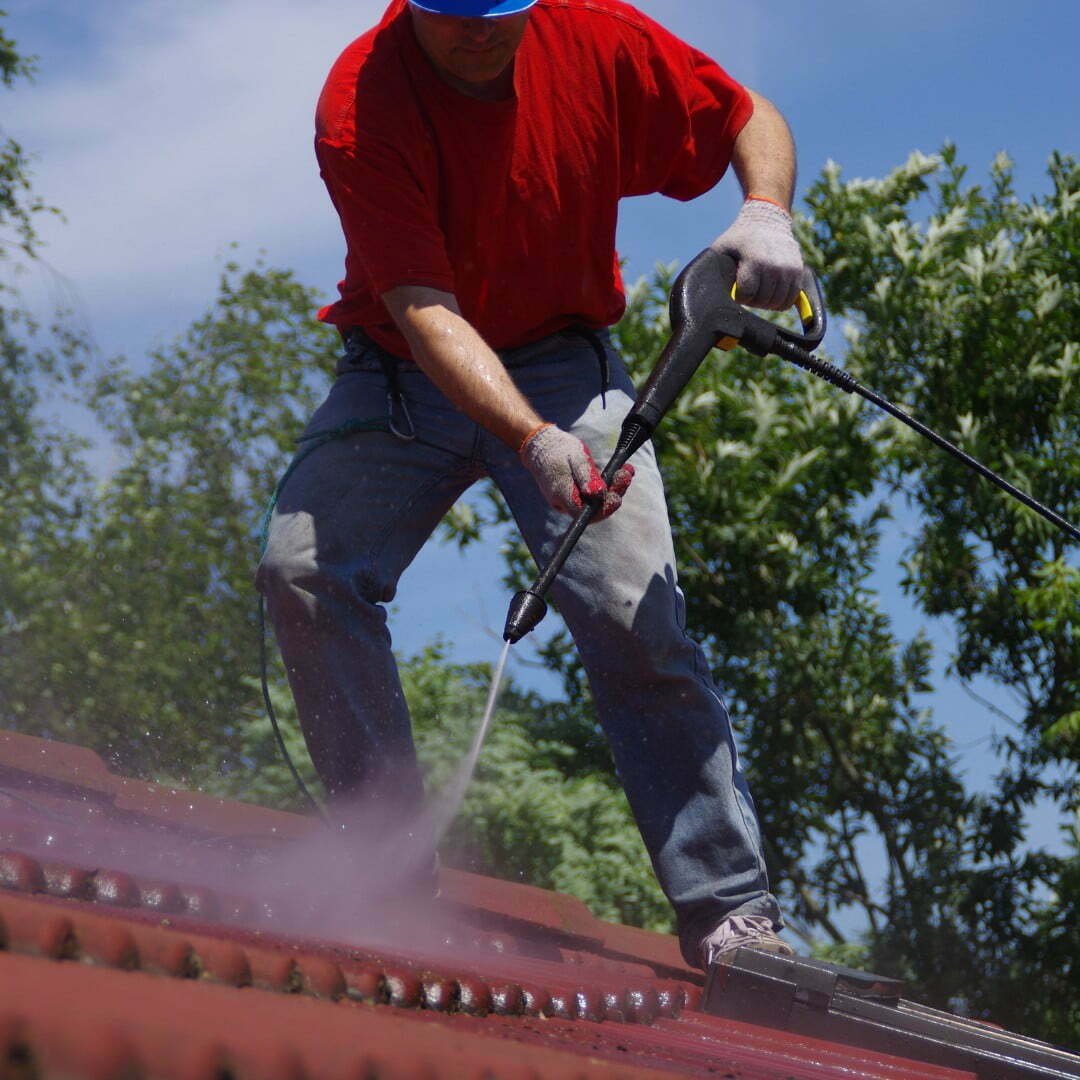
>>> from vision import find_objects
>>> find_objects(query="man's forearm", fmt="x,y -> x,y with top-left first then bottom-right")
712,89 -> 803,311
731,89 -> 797,211
382,285 -> 544,450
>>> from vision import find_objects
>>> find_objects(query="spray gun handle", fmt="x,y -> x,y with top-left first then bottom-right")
779,267 -> 828,352
716,255 -> 827,354
627,250 -> 828,431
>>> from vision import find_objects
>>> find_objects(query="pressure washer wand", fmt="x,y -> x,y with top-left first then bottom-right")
504,247 -> 1077,645
503,247 -> 820,644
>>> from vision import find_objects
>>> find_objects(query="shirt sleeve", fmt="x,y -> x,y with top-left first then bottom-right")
618,16 -> 754,202
316,134 -> 456,298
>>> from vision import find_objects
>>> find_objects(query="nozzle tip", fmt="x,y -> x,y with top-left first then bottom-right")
503,590 -> 548,644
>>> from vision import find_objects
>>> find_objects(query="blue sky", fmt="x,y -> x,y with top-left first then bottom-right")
6,1 -> 1078,878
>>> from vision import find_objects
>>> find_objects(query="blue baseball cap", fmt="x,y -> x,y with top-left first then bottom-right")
408,0 -> 538,15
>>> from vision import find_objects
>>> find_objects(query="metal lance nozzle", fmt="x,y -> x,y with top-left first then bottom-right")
503,590 -> 549,644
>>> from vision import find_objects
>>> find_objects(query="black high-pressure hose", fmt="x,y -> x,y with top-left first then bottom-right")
258,595 -> 330,824
504,248 -> 1078,644
769,336 -> 1079,541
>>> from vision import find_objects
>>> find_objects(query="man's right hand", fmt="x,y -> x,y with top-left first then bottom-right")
519,423 -> 635,520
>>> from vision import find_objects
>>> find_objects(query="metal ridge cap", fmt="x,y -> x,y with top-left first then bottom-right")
670,1013 -> 976,1080
0,952 -> 686,1080
0,871 -> 690,1026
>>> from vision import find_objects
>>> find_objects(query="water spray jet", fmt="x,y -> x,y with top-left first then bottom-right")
422,639 -> 513,848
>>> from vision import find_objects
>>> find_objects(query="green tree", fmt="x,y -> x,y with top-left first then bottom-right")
1,13 -> 52,256
20,259 -> 340,779
0,15 -> 93,742
802,145 -> 1078,1042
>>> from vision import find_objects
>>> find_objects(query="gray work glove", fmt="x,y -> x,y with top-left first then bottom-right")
519,423 -> 635,520
711,197 -> 804,311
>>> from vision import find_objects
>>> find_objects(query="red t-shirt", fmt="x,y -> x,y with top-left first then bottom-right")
316,0 -> 752,358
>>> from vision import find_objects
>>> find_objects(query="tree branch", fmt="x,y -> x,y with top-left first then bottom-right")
958,679 -> 1019,729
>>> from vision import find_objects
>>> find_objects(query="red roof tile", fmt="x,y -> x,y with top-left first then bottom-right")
0,730 -> 978,1079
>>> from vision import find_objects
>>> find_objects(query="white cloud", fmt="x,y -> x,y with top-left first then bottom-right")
9,0 -> 386,350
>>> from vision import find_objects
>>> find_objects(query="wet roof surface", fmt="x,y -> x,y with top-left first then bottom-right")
0,730 -> 976,1079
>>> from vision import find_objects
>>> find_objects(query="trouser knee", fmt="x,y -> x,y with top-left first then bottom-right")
257,531 -> 389,630
255,545 -> 298,599
569,580 -> 697,691
255,545 -> 322,623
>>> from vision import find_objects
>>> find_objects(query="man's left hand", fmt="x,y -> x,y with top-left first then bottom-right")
711,197 -> 803,311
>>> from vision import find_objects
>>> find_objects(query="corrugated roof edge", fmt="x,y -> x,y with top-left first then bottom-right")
0,730 -> 988,1080
0,729 -> 697,981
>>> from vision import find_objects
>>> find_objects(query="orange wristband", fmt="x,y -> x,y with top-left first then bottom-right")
518,421 -> 554,455
747,193 -> 792,216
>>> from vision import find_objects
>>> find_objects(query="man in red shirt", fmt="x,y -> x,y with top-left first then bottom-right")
259,0 -> 804,969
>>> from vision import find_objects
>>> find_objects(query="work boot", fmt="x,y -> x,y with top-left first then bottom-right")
700,914 -> 794,968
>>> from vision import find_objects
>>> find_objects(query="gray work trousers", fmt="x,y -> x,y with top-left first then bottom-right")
256,328 -> 783,963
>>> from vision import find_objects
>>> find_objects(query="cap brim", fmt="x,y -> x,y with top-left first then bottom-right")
408,0 -> 537,15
